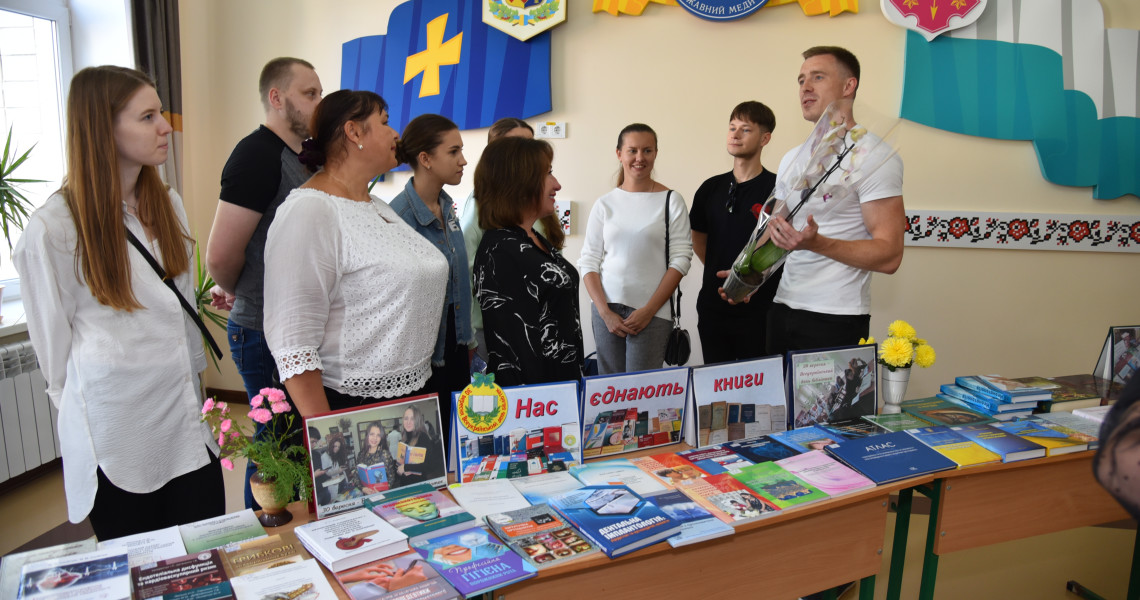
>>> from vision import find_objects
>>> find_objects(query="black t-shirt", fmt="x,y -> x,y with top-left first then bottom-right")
690,170 -> 782,317
218,126 -> 309,329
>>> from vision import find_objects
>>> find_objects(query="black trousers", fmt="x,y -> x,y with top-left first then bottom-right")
766,302 -> 870,356
697,310 -> 771,364
89,449 -> 224,540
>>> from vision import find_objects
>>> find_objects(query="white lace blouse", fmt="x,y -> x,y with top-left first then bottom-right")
264,188 -> 448,399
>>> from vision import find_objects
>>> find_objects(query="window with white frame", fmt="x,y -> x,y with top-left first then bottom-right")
0,0 -> 70,287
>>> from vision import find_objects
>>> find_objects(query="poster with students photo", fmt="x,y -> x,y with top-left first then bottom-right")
1095,325 -> 1140,388
786,345 -> 878,428
304,394 -> 448,519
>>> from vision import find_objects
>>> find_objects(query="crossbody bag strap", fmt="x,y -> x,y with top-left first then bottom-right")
125,231 -> 223,360
664,190 -> 681,325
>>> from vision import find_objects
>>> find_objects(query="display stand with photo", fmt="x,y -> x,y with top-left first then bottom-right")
1095,325 -> 1140,389
452,379 -> 582,483
304,394 -> 449,519
689,356 -> 786,448
580,367 -> 689,459
786,344 -> 878,428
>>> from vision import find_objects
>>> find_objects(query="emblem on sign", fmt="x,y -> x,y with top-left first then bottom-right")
484,0 -> 567,42
881,0 -> 987,41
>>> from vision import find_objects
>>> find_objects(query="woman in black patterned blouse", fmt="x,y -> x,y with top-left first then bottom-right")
472,137 -> 583,387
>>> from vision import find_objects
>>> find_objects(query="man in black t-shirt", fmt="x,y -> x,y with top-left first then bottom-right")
690,101 -> 781,364
205,57 -> 323,509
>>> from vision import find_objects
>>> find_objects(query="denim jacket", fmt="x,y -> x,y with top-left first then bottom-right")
390,178 -> 475,365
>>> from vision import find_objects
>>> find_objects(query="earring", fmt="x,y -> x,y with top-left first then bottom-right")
358,144 -> 364,150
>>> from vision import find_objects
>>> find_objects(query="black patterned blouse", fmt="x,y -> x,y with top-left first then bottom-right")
473,226 -> 584,387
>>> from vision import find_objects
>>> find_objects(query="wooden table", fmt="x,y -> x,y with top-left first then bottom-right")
883,451 -> 1136,600
274,477 -> 925,600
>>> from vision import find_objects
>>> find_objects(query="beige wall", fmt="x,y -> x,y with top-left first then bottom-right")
181,1 -> 1140,398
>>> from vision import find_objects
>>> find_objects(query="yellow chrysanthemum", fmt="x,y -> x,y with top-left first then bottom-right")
914,338 -> 927,346
914,344 -> 936,368
887,320 -> 917,341
859,336 -> 875,345
879,337 -> 914,368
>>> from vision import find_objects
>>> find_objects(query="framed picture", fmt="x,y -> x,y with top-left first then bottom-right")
786,344 -> 878,428
689,356 -> 786,448
304,394 -> 448,519
580,367 -> 689,458
1095,325 -> 1140,387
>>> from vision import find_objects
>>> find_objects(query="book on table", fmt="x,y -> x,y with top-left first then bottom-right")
819,417 -> 891,439
1037,379 -> 1102,413
724,435 -> 801,464
229,558 -> 338,600
363,483 -> 476,542
1033,413 -> 1100,449
411,526 -> 536,596
677,445 -> 754,475
548,484 -> 682,558
990,420 -> 1089,456
178,509 -> 267,554
482,503 -> 600,568
629,452 -> 711,488
293,508 -> 409,573
220,531 -> 312,576
769,425 -> 848,453
730,461 -> 830,509
1073,405 -> 1112,423
939,384 -> 1033,414
508,471 -> 585,505
18,548 -> 130,600
905,426 -> 1001,468
643,489 -> 736,548
568,457 -> 670,497
775,450 -> 876,496
331,549 -> 461,600
861,412 -> 932,432
676,473 -> 780,525
900,396 -> 996,427
446,479 -> 531,521
950,424 -> 1047,462
96,525 -> 186,569
133,549 -> 232,600
0,539 -> 98,600
824,430 -> 958,484
954,375 -> 1053,403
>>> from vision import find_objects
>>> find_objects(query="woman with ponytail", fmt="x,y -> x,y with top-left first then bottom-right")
263,90 -> 448,417
14,66 -> 224,539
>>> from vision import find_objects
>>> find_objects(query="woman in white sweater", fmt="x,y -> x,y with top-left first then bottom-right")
579,123 -> 693,374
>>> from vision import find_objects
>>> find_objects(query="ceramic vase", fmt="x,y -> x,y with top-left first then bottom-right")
880,366 -> 911,414
249,468 -> 293,527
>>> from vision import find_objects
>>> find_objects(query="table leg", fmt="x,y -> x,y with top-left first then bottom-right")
917,480 -> 944,600
858,575 -> 875,600
886,488 -> 914,600
1129,527 -> 1140,600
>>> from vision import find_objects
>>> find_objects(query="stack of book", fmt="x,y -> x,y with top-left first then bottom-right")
937,375 -> 1051,420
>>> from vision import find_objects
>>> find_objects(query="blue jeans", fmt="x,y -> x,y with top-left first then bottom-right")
228,321 -> 283,510
590,303 -> 673,375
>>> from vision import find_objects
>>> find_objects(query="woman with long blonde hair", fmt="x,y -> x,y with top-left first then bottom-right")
14,66 -> 223,539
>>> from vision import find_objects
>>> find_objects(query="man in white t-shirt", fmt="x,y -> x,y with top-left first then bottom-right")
763,46 -> 905,355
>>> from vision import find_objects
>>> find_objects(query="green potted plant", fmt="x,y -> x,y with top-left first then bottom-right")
200,387 -> 314,526
0,126 -> 45,308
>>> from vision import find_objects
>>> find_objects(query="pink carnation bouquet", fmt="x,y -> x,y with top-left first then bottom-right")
200,388 -> 313,505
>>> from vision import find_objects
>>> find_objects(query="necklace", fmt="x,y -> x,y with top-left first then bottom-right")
326,171 -> 366,202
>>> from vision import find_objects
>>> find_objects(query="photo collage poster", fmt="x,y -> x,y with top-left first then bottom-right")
451,380 -> 582,482
580,366 -> 689,459
689,356 -> 786,448
787,345 -> 878,428
304,394 -> 448,518
1094,325 -> 1140,389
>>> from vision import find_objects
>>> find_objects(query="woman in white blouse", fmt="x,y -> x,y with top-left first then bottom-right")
264,90 -> 448,416
578,123 -> 693,374
14,66 -> 223,539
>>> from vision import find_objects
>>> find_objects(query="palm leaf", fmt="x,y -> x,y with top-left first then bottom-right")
194,241 -> 228,371
0,126 -> 46,249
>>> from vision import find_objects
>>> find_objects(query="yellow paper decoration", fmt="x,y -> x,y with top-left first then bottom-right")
795,0 -> 859,16
404,13 -> 463,98
592,0 -> 678,16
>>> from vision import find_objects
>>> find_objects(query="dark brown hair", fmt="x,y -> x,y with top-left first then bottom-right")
258,57 -> 315,110
487,117 -> 532,143
62,66 -> 190,310
395,113 -> 458,169
298,89 -> 388,172
475,137 -> 553,231
730,101 -> 776,133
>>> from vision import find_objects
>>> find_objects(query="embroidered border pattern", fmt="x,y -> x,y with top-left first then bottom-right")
905,210 -> 1140,253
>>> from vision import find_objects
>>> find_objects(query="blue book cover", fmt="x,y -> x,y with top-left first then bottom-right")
939,384 -> 1022,414
955,376 -> 1050,403
644,489 -> 734,548
677,446 -> 753,475
548,485 -> 681,558
823,431 -> 957,484
769,425 -> 848,453
411,526 -> 536,597
726,436 -> 801,464
951,424 -> 1047,462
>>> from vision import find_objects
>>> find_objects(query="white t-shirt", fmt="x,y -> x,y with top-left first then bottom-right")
773,131 -> 904,315
265,188 -> 448,399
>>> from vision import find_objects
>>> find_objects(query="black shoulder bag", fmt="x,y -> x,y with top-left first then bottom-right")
126,231 -> 223,360
662,190 -> 691,366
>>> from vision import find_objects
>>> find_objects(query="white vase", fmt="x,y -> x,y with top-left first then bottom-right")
880,366 -> 912,414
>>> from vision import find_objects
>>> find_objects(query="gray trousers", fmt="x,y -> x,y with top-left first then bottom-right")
591,302 -> 672,375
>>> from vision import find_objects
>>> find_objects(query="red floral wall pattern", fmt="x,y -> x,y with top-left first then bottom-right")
905,211 -> 1140,252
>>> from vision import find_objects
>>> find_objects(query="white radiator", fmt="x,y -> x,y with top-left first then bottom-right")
0,340 -> 58,483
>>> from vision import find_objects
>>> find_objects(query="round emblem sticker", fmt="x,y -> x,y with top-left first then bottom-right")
457,377 -> 509,435
676,0 -> 769,21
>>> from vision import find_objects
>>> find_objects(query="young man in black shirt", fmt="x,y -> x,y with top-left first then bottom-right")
205,57 -> 322,509
690,101 -> 781,364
